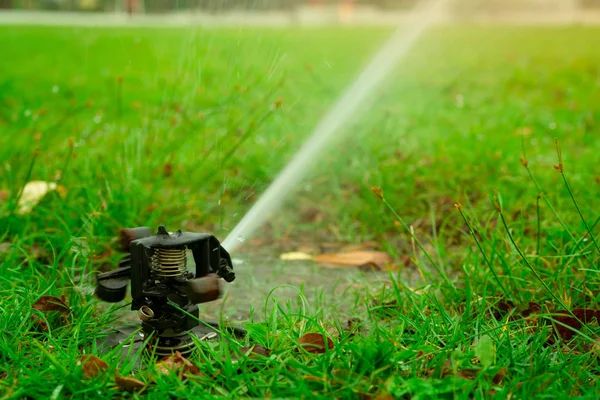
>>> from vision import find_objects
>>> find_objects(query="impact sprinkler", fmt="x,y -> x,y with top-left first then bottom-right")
95,226 -> 238,357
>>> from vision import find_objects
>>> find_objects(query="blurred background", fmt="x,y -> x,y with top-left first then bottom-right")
1,0 -> 600,23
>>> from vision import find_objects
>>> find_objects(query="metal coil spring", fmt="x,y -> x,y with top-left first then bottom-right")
151,247 -> 187,278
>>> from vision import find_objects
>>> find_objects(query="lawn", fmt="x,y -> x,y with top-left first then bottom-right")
1,23 -> 600,398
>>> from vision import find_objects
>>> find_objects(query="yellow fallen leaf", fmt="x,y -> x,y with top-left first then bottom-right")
17,181 -> 65,214
280,252 -> 313,261
314,251 -> 392,268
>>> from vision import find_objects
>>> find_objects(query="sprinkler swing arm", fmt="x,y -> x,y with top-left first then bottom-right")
95,225 -> 237,356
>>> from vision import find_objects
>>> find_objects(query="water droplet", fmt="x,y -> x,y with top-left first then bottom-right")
24,109 -> 31,117
52,85 -> 59,94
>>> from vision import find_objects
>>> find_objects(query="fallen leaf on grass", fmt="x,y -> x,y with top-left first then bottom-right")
17,181 -> 66,215
552,308 -> 598,340
314,251 -> 392,269
31,315 -> 49,332
239,345 -> 271,359
156,351 -> 201,378
31,296 -> 70,331
493,367 -> 507,385
441,359 -> 506,386
280,252 -> 313,261
231,345 -> 271,372
115,375 -> 145,393
492,300 -> 515,321
32,296 -> 70,313
522,302 -> 541,317
441,359 -> 478,380
572,308 -> 598,322
81,355 -> 108,379
298,333 -> 335,354
458,368 -> 480,380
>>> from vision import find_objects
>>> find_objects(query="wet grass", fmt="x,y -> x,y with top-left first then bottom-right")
1,24 -> 600,398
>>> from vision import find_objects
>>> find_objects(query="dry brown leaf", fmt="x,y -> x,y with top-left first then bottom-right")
0,189 -> 9,202
156,351 -> 200,378
457,369 -> 479,380
314,251 -> 392,269
572,308 -> 598,323
492,300 -> 515,321
232,345 -> 271,365
279,252 -> 313,261
32,296 -> 70,314
81,355 -> 108,379
493,367 -> 507,385
298,333 -> 335,354
30,315 -> 48,332
240,345 -> 271,359
522,302 -> 541,317
552,308 -> 599,340
115,375 -> 145,393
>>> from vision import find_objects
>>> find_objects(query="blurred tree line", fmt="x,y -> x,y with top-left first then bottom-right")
1,0 -> 598,12
0,0 -> 421,12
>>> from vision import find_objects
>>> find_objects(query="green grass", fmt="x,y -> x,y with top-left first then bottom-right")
1,24 -> 600,398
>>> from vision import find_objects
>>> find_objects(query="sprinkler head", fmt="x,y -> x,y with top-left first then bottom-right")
95,225 -> 240,358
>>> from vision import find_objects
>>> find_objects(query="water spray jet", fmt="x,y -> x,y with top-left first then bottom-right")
223,0 -> 448,253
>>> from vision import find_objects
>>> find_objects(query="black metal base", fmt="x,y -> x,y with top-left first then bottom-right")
97,321 -> 245,364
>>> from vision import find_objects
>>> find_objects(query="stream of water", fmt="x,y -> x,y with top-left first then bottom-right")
223,0 -> 447,253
